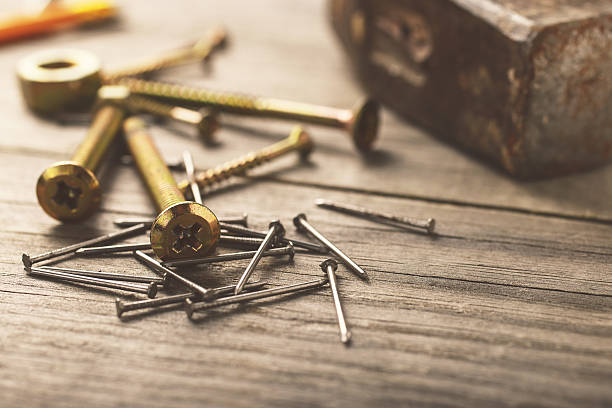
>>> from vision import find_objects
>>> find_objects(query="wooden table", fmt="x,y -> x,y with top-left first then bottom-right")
1,1 -> 611,407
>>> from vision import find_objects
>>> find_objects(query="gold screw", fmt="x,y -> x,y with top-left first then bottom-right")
115,77 -> 380,152
102,26 -> 228,81
125,95 -> 219,144
36,85 -> 128,221
123,116 -> 220,261
177,125 -> 313,194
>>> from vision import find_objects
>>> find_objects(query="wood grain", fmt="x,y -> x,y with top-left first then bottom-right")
0,1 -> 610,407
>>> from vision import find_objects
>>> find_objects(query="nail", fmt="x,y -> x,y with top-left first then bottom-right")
163,244 -> 294,268
76,242 -> 152,255
115,280 -> 266,317
22,223 -> 148,268
78,233 -> 263,255
26,267 -> 157,298
113,214 -> 248,229
315,199 -> 435,234
40,266 -> 165,285
134,250 -> 213,299
182,150 -> 203,204
293,214 -> 368,281
234,221 -> 285,295
320,259 -> 351,345
185,277 -> 329,318
220,222 -> 327,254
218,235 -> 264,248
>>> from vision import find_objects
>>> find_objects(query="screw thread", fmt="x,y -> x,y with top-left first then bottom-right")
71,104 -> 124,171
118,78 -> 347,128
127,95 -> 175,119
123,117 -> 185,212
178,126 -> 313,192
103,26 -> 227,81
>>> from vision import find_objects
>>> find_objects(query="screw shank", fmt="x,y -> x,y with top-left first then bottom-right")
120,78 -> 348,128
71,104 -> 125,171
123,117 -> 185,211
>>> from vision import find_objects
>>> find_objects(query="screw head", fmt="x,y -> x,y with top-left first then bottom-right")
150,201 -> 221,261
196,109 -> 220,144
349,98 -> 380,152
292,213 -> 308,232
320,258 -> 338,272
288,126 -> 314,158
36,161 -> 101,221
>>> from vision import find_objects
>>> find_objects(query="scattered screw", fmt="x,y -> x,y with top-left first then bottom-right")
320,259 -> 351,345
176,125 -> 313,193
182,150 -> 203,204
103,26 -> 228,81
112,213 -> 249,229
40,266 -> 165,285
220,223 -> 327,254
36,86 -> 129,221
26,266 -> 157,298
315,199 -> 435,234
124,117 -> 220,260
117,77 -> 380,151
134,250 -> 217,300
293,213 -> 368,281
164,244 -> 294,268
185,276 -> 329,318
126,96 -> 219,144
22,223 -> 147,268
234,221 -> 285,295
115,280 -> 266,318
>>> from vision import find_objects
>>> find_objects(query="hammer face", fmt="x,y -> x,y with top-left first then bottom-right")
331,0 -> 612,179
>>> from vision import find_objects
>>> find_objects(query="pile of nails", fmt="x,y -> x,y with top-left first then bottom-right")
19,26 -> 436,345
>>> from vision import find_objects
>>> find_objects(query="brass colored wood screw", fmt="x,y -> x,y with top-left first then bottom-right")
102,26 -> 228,81
117,77 -> 380,151
126,95 -> 219,144
36,85 -> 128,221
177,125 -> 313,194
123,116 -> 220,261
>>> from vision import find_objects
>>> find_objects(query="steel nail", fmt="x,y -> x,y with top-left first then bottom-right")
320,259 -> 351,344
134,250 -> 213,299
113,214 -> 248,229
185,277 -> 329,318
182,150 -> 203,204
220,222 -> 327,254
315,199 -> 435,234
76,242 -> 152,255
22,223 -> 148,268
234,221 -> 285,295
164,244 -> 294,268
115,280 -> 266,317
26,267 -> 157,298
40,266 -> 165,285
293,213 -> 368,281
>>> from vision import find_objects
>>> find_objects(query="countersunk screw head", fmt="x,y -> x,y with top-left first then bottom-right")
36,161 -> 101,221
292,213 -> 308,232
319,258 -> 338,272
150,201 -> 220,261
196,109 -> 220,144
349,98 -> 380,152
288,126 -> 314,159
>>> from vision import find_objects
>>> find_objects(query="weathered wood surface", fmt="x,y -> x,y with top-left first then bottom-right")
0,1 -> 611,407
